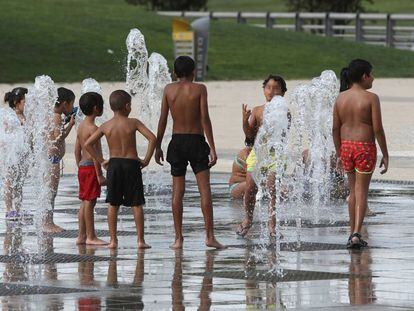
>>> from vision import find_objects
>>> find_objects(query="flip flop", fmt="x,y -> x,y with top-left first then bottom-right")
347,232 -> 368,249
236,222 -> 252,237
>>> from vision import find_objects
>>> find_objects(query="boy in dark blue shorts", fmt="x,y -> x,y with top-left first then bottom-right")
155,56 -> 226,249
85,90 -> 156,249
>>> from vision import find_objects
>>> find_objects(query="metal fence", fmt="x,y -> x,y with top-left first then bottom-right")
158,11 -> 414,50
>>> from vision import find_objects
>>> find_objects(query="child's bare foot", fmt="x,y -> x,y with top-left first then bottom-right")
170,238 -> 184,249
76,235 -> 86,245
138,240 -> 151,249
107,239 -> 118,249
43,223 -> 65,233
205,238 -> 227,249
86,237 -> 108,246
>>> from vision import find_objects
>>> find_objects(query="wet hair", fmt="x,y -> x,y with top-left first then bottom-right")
262,74 -> 287,93
56,87 -> 75,107
340,59 -> 372,92
109,90 -> 131,111
4,87 -> 28,109
174,56 -> 195,78
79,92 -> 104,116
245,136 -> 254,147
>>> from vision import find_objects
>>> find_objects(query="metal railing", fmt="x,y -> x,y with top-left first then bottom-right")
157,11 -> 414,50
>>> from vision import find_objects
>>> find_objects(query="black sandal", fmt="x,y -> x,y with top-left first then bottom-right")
347,232 -> 368,249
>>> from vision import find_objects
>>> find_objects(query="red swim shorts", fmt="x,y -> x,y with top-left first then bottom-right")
340,140 -> 377,174
78,165 -> 101,201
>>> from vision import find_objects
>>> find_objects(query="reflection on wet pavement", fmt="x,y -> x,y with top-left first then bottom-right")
0,174 -> 413,309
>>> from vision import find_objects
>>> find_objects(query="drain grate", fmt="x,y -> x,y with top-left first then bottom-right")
0,283 -> 96,296
0,252 -> 117,264
229,241 -> 347,251
54,207 -> 171,216
191,269 -> 349,282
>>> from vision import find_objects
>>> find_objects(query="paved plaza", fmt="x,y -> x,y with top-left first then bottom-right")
0,173 -> 413,310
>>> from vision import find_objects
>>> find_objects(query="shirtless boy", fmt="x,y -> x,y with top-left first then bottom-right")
154,56 -> 225,249
333,59 -> 389,248
85,90 -> 156,249
75,92 -> 107,245
236,75 -> 288,237
46,87 -> 76,232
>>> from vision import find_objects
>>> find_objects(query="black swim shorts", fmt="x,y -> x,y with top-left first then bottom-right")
166,134 -> 210,177
106,158 -> 145,207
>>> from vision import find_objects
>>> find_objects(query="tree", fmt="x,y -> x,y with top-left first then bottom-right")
125,0 -> 207,11
285,0 -> 373,13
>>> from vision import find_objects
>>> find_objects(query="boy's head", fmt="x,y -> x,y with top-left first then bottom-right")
4,87 -> 28,111
262,75 -> 287,102
109,90 -> 131,114
174,56 -> 195,79
56,87 -> 75,116
341,59 -> 373,91
79,92 -> 104,117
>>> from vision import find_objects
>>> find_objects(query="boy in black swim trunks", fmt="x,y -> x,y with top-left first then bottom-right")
155,56 -> 226,249
84,90 -> 156,249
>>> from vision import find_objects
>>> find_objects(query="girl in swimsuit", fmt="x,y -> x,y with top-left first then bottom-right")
228,137 -> 254,199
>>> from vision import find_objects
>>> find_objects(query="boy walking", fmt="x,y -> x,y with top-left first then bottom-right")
155,56 -> 225,249
85,90 -> 156,249
333,59 -> 389,248
75,92 -> 107,245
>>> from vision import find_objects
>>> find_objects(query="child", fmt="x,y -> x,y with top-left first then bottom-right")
236,75 -> 288,237
154,56 -> 225,249
333,59 -> 389,248
3,87 -> 31,220
45,87 -> 76,232
84,90 -> 156,249
228,137 -> 254,199
75,92 -> 107,245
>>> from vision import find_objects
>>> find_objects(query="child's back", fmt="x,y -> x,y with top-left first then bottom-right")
101,117 -> 142,159
165,81 -> 204,134
335,88 -> 378,143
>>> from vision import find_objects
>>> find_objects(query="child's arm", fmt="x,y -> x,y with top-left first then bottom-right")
75,135 -> 81,168
155,90 -> 169,165
93,139 -> 106,185
200,85 -> 217,167
242,104 -> 254,138
332,101 -> 342,170
136,119 -> 156,168
54,115 -> 75,142
371,94 -> 389,174
84,127 -> 106,168
332,102 -> 341,156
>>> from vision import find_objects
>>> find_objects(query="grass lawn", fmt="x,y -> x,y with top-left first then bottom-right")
1,0 -> 414,83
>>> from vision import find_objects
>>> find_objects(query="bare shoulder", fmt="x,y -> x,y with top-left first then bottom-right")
366,90 -> 379,102
252,105 -> 264,114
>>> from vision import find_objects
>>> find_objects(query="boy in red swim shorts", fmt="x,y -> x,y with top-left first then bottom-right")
333,59 -> 389,249
75,92 -> 108,245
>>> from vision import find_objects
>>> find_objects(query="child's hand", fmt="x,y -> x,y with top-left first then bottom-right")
102,159 -> 109,170
155,148 -> 164,166
379,156 -> 388,174
242,104 -> 251,122
140,159 -> 150,169
69,114 -> 75,127
208,149 -> 217,167
98,175 -> 107,186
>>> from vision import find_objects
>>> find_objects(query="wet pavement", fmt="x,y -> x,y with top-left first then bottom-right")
0,173 -> 414,310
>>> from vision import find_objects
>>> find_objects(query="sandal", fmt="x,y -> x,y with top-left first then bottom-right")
236,222 -> 252,237
347,232 -> 368,249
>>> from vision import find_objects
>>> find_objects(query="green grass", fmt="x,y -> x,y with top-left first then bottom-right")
207,0 -> 414,13
1,0 -> 414,83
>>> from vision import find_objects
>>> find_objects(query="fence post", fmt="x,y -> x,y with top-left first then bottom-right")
356,13 -> 363,42
325,12 -> 332,36
295,12 -> 302,31
266,12 -> 273,29
386,14 -> 395,47
237,12 -> 246,24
